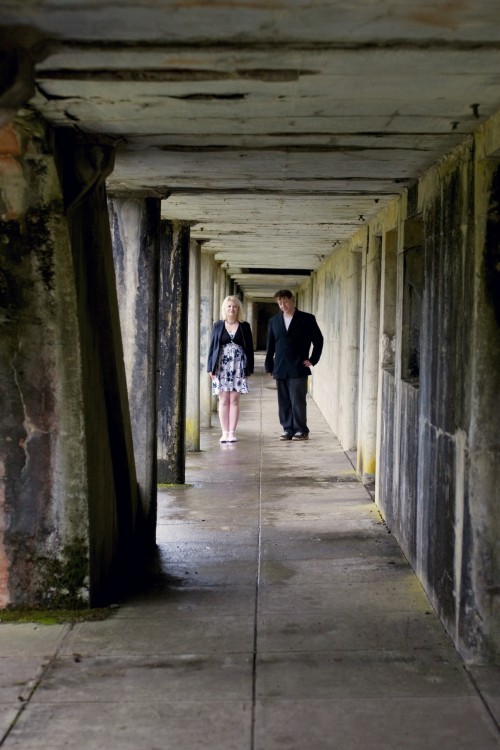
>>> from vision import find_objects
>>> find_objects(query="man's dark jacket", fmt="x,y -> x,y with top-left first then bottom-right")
207,320 -> 254,375
265,309 -> 323,379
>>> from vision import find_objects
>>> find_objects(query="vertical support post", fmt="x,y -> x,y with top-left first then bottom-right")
109,195 -> 161,547
200,251 -> 215,428
357,233 -> 382,485
212,264 -> 225,413
157,221 -> 190,484
246,300 -> 256,346
186,239 -> 201,451
57,130 -> 140,605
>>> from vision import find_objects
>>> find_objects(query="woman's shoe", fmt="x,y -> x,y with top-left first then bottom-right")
227,432 -> 237,443
220,432 -> 228,443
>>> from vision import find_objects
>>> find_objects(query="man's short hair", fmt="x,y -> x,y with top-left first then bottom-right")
274,289 -> 294,300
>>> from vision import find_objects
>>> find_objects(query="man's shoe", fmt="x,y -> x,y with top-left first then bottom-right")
292,432 -> 309,441
279,431 -> 293,440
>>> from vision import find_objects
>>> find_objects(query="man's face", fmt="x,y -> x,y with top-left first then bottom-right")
276,296 -> 295,315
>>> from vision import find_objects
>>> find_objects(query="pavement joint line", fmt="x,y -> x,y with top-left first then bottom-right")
463,665 -> 500,736
0,622 -> 76,748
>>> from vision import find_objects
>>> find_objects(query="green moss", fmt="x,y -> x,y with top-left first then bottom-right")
36,538 -> 89,609
0,608 -> 112,625
157,483 -> 193,489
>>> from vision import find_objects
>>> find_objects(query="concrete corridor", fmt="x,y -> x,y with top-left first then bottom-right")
0,357 -> 499,749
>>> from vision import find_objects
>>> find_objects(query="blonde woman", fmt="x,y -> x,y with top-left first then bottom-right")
207,296 -> 254,443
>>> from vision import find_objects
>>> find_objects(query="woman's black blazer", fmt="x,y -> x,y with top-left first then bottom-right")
207,320 -> 254,375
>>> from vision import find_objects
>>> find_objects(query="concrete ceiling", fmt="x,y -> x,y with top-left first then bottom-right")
3,1 -> 500,298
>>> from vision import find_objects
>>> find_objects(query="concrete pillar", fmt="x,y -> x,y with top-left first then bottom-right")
157,220 -> 190,484
246,300 -> 256,346
0,114 -> 140,608
108,195 -> 161,547
56,129 -> 140,605
340,249 -> 363,451
212,265 -> 226,414
357,233 -> 382,484
218,265 -> 227,314
0,117 -> 89,608
186,240 -> 201,451
200,251 -> 216,428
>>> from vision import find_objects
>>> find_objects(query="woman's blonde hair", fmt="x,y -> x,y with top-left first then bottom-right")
221,295 -> 245,322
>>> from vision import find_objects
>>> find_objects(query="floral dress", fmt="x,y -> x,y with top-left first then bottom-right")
212,326 -> 249,394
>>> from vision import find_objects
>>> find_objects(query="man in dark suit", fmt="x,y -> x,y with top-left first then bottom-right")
265,289 -> 324,440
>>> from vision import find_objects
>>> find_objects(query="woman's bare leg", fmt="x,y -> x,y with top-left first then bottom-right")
218,392 -> 230,433
228,392 -> 240,433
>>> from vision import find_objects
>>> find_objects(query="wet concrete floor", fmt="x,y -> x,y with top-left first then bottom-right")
1,357 -> 499,748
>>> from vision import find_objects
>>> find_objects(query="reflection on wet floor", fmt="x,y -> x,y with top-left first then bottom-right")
2,358 -> 499,749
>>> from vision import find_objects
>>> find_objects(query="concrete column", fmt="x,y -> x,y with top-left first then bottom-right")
56,129 -> 140,605
218,265 -> 228,313
157,220 -> 190,483
357,234 -> 382,484
0,117 -> 90,608
108,195 -> 161,546
340,249 -> 363,451
212,264 -> 226,414
246,300 -> 256,346
0,115 -> 142,609
214,265 -> 223,321
200,251 -> 216,428
186,240 -> 201,451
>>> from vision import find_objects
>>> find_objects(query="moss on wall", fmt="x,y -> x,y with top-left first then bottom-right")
35,538 -> 89,609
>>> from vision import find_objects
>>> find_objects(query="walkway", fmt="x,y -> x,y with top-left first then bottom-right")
1,357 -> 499,749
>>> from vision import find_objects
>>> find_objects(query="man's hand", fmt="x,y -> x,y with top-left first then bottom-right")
303,359 -> 312,367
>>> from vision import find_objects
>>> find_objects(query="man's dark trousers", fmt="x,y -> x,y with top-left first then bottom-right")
277,376 -> 308,435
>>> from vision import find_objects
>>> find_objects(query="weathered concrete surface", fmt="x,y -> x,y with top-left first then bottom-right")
157,220 -> 189,484
186,239 -> 200,452
356,233 -> 382,483
0,114 -> 90,608
199,250 -> 215,429
0,0 -> 499,672
54,127 -> 141,606
0,360 -> 498,749
300,233 -> 364,452
109,195 -> 160,548
1,1 -> 498,296
372,120 -> 500,664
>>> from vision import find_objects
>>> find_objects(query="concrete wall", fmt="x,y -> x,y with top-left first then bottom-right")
300,234 -> 364,452
306,114 -> 500,663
